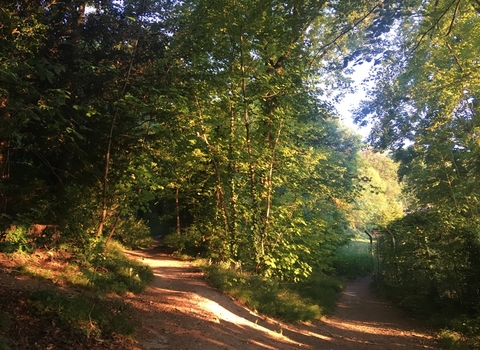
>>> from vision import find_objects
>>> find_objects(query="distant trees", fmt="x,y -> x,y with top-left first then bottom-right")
345,150 -> 404,233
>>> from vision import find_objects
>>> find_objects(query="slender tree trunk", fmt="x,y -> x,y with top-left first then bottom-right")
239,31 -> 261,267
96,26 -> 141,239
0,141 -> 9,213
194,97 -> 231,239
261,123 -> 282,251
228,100 -> 238,257
103,209 -> 122,252
212,150 -> 231,237
228,41 -> 238,258
175,186 -> 181,235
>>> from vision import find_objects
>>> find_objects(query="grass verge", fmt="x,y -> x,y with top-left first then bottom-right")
0,286 -> 136,349
204,265 -> 344,323
333,239 -> 373,279
12,240 -> 153,295
0,239 -> 154,349
29,289 -> 135,338
191,238 -> 371,324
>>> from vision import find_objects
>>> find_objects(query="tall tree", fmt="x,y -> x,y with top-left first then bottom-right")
0,0 -> 172,238
2,0 -> 385,282
354,0 -> 480,310
156,0 -> 381,279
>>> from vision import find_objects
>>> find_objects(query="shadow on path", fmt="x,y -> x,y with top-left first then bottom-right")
125,244 -> 442,350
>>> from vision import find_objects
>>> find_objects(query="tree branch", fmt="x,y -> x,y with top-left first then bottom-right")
310,5 -> 380,66
409,0 -> 456,55
446,0 -> 462,36
446,42 -> 463,71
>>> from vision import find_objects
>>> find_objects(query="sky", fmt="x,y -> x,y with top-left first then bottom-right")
334,63 -> 373,141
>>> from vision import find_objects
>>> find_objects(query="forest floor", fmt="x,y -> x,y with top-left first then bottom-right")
0,243 -> 442,350
123,244 -> 442,350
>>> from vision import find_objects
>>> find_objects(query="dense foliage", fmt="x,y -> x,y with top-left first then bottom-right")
345,150 -> 404,233
6,1 -> 477,326
1,0 -> 399,281
354,0 -> 480,345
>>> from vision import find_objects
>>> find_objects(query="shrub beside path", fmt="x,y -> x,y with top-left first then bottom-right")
125,244 -> 442,350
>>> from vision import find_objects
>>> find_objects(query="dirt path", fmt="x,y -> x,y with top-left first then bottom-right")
125,245 -> 441,350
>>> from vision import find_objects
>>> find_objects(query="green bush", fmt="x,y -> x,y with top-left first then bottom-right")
0,225 -> 32,253
87,241 -> 154,294
163,226 -> 206,256
28,290 -> 135,338
333,239 -> 373,279
113,217 -> 154,249
204,265 -> 343,323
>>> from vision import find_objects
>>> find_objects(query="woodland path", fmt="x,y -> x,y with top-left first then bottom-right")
125,244 -> 442,350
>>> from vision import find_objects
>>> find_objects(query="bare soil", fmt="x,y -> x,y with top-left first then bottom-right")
124,244 -> 442,350
0,244 -> 442,350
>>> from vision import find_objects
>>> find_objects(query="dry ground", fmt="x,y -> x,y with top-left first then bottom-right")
124,244 -> 442,350
0,244 -> 442,350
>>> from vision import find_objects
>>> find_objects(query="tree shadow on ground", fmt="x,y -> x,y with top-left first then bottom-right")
124,245 -> 441,350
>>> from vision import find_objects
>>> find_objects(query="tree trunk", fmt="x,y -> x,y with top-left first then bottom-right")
239,31 -> 261,268
103,209 -> 122,253
261,124 -> 282,249
0,141 -> 9,213
228,42 -> 238,258
194,95 -> 231,238
175,186 -> 181,235
96,26 -> 140,239
228,99 -> 238,258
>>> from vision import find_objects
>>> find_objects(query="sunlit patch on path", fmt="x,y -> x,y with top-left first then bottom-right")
125,246 -> 441,350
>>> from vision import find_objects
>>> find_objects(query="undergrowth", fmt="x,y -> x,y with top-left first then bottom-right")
0,230 -> 154,348
376,281 -> 480,350
86,241 -> 154,294
0,287 -> 135,349
29,290 -> 135,338
204,265 -> 344,323
333,239 -> 373,279
14,240 -> 153,295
